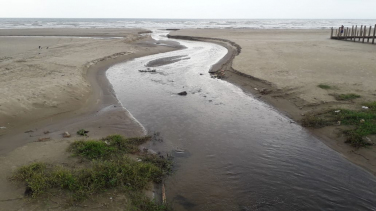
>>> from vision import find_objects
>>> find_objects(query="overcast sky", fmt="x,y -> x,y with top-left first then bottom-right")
1,0 -> 375,19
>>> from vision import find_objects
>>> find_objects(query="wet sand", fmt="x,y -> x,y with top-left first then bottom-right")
0,28 -> 181,210
170,29 -> 376,175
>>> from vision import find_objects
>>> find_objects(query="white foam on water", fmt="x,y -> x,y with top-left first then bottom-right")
1,18 -> 375,29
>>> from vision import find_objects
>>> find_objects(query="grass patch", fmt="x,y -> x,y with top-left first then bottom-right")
334,93 -> 361,101
76,129 -> 89,136
302,103 -> 376,148
318,84 -> 332,90
301,114 -> 329,128
10,135 -> 171,210
363,102 -> 376,111
68,135 -> 151,160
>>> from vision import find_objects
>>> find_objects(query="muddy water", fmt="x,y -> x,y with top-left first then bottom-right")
107,30 -> 376,210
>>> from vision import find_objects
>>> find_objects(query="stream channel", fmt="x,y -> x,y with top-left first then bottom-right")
107,30 -> 376,211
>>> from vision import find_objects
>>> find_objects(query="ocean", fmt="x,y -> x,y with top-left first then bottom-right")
0,18 -> 375,29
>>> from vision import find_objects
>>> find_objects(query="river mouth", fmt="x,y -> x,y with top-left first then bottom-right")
107,30 -> 376,211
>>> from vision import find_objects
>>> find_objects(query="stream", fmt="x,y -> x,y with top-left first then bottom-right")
107,30 -> 376,211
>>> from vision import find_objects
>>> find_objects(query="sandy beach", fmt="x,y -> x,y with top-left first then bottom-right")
1,27 -> 376,209
170,29 -> 376,175
0,28 -> 181,210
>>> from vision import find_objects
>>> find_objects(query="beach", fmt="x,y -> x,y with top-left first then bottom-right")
0,28 -> 181,210
1,27 -> 376,210
170,28 -> 376,175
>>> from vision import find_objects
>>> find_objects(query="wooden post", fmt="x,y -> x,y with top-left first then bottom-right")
354,25 -> 357,42
363,26 -> 366,43
331,27 -> 333,38
373,24 -> 376,44
368,26 -> 371,43
351,25 -> 354,41
360,25 -> 363,41
346,27 -> 349,40
338,27 -> 341,38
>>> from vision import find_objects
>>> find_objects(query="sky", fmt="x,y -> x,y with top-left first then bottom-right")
0,0 -> 376,19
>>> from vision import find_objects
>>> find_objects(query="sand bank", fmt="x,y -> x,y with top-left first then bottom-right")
170,29 -> 376,175
0,28 -> 181,210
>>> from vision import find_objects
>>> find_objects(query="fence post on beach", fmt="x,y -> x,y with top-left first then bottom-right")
346,27 -> 349,40
331,27 -> 333,38
351,25 -> 354,40
354,25 -> 357,42
363,26 -> 366,43
373,24 -> 376,44
359,25 -> 363,41
368,26 -> 372,43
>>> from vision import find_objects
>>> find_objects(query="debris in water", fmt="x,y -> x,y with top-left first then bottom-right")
63,132 -> 71,138
24,130 -> 34,133
0,127 -> 6,129
178,91 -> 188,96
37,137 -> 50,142
43,131 -> 50,134
362,106 -> 369,110
138,69 -> 156,73
334,110 -> 341,113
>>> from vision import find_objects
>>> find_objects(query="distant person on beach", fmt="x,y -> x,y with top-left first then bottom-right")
340,25 -> 344,34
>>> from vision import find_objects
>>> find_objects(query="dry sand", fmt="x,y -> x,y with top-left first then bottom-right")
170,29 -> 376,175
0,28 -> 181,210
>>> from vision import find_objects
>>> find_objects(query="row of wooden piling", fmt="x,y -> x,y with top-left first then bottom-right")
331,24 -> 376,44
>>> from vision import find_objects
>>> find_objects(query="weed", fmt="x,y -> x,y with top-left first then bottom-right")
334,93 -> 361,101
76,129 -> 89,136
363,102 -> 376,111
302,104 -> 376,148
301,114 -> 328,128
11,135 -> 171,210
318,84 -> 332,90
140,154 -> 173,180
68,135 -> 151,160
12,158 -> 163,199
68,140 -> 116,160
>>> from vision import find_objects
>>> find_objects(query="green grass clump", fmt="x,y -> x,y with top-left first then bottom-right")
140,154 -> 173,178
332,108 -> 376,147
11,158 -> 164,199
302,102 -> 376,148
68,135 -> 151,159
363,102 -> 376,111
76,129 -> 89,136
318,84 -> 332,90
301,114 -> 328,128
335,93 -> 361,101
11,135 -> 172,210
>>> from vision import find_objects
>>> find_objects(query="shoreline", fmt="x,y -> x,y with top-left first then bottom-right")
169,30 -> 376,176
